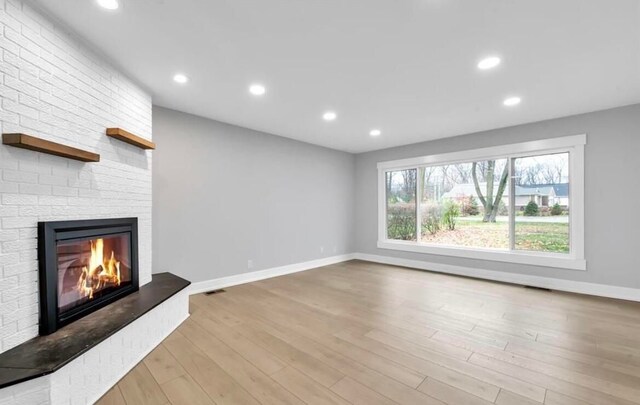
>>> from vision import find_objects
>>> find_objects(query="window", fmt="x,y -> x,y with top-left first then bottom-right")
377,135 -> 585,270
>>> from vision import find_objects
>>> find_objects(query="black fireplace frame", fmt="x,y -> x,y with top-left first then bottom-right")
38,217 -> 139,335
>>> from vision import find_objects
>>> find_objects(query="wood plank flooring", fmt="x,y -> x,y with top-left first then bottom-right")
97,260 -> 640,405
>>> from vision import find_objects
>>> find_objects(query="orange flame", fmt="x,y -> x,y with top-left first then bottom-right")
76,238 -> 121,299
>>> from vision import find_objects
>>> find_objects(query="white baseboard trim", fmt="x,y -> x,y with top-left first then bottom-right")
186,251 -> 640,303
188,254 -> 356,295
354,253 -> 640,302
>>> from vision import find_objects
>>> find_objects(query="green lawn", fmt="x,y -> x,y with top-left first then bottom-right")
515,222 -> 570,253
421,219 -> 569,253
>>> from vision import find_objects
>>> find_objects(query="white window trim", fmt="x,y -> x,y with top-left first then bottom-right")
377,134 -> 586,271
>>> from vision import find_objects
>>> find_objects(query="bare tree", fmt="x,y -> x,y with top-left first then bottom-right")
518,164 -> 540,185
454,164 -> 471,183
401,170 -> 417,202
516,154 -> 568,185
543,159 -> 564,184
439,165 -> 451,196
420,167 -> 437,201
472,161 -> 509,222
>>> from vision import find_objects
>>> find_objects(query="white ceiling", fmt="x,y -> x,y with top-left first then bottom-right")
30,0 -> 640,153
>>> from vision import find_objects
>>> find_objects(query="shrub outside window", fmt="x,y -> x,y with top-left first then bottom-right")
386,169 -> 417,241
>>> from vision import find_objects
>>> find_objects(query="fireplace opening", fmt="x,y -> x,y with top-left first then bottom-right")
39,218 -> 139,335
57,233 -> 132,313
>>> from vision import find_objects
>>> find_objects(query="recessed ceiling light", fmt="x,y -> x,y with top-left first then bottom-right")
370,129 -> 382,137
323,111 -> 337,121
173,73 -> 188,84
503,96 -> 522,106
477,56 -> 501,70
249,84 -> 266,96
96,0 -> 119,10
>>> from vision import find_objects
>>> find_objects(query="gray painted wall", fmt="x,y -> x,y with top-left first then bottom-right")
152,107 -> 355,283
355,104 -> 640,289
154,103 -> 639,290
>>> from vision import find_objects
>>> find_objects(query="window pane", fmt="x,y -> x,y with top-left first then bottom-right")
513,152 -> 570,253
386,169 -> 417,241
420,159 -> 509,249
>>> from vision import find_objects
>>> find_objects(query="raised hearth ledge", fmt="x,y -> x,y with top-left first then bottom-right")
0,272 -> 190,405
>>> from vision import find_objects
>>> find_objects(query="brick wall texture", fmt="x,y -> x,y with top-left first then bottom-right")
0,0 -> 153,354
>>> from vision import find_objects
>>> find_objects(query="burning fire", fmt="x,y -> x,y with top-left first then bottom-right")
76,239 -> 121,299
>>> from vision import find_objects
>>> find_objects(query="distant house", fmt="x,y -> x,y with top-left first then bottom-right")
441,183 -> 569,208
515,185 -> 556,208
527,183 -> 569,207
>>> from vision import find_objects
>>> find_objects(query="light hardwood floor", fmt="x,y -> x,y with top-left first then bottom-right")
97,260 -> 640,405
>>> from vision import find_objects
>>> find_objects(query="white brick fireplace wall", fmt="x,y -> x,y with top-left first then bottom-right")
0,0 -> 153,354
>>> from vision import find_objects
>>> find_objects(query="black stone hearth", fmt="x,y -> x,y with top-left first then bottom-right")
0,273 -> 190,389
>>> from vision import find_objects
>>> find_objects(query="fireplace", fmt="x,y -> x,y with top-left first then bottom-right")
38,218 -> 139,335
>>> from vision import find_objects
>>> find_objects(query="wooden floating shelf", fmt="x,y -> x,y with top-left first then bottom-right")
106,128 -> 155,150
2,133 -> 100,162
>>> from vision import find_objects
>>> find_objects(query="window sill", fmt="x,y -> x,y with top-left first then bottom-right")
377,240 -> 587,270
